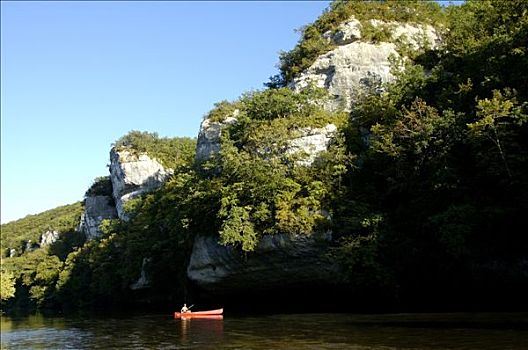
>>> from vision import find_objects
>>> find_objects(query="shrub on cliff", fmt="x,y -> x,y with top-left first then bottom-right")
113,131 -> 196,170
85,176 -> 113,197
203,86 -> 350,251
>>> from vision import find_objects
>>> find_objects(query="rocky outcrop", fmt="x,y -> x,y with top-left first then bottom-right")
195,115 -> 238,162
322,17 -> 362,45
109,149 -> 172,220
187,231 -> 342,293
374,20 -> 440,50
286,124 -> 338,166
186,17 -> 440,297
40,230 -> 60,246
24,240 -> 38,252
194,19 -> 439,163
291,41 -> 396,111
291,18 -> 440,111
324,18 -> 440,50
130,257 -> 151,290
80,196 -> 117,240
196,117 -> 336,166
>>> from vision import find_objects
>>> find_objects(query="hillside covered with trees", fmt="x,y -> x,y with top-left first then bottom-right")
2,0 -> 527,313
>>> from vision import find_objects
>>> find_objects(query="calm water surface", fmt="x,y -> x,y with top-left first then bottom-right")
1,312 -> 527,349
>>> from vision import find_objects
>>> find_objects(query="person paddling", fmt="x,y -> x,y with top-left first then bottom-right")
181,303 -> 193,313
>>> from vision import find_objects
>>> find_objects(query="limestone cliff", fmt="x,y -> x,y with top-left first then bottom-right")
78,148 -> 173,239
195,115 -> 238,162
187,16 -> 441,292
286,124 -> 338,166
196,117 -> 338,167
79,196 -> 117,240
194,18 -> 439,165
40,230 -> 60,246
130,257 -> 151,290
290,17 -> 440,111
109,149 -> 173,220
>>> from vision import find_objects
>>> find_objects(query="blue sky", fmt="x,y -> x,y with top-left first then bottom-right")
1,1 -> 332,223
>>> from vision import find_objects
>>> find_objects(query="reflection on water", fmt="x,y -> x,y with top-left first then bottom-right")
1,314 -> 85,350
179,318 -> 224,346
1,312 -> 527,349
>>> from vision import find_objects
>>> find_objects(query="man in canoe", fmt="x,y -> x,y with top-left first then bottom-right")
181,304 -> 190,313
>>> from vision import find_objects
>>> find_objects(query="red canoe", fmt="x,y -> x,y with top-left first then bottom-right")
180,314 -> 223,320
174,308 -> 223,319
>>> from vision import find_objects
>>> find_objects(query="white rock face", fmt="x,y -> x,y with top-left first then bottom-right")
369,19 -> 440,50
130,257 -> 151,290
195,116 -> 238,162
291,18 -> 440,111
291,41 -> 397,111
196,117 -> 336,166
109,149 -> 172,220
323,17 -> 362,45
25,240 -> 37,252
187,231 -> 342,293
40,230 -> 60,246
80,196 -> 118,240
286,124 -> 338,166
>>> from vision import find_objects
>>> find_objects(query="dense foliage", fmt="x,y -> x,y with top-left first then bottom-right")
330,0 -> 528,307
1,203 -> 84,258
85,176 -> 113,197
1,203 -> 85,310
212,86 -> 349,251
114,131 -> 196,170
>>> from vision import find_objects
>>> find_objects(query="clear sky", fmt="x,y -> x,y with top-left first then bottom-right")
1,1 -> 332,223
1,1 -> 461,224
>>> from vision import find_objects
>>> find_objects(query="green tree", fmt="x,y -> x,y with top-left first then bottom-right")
85,176 -> 113,197
1,269 -> 16,302
467,89 -> 527,179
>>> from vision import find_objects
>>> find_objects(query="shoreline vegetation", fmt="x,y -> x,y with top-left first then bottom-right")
2,0 -> 527,315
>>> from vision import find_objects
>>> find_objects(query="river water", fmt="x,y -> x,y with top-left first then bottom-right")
1,312 -> 527,349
